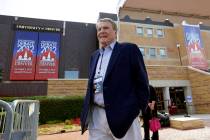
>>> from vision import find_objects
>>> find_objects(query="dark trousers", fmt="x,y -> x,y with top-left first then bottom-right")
142,108 -> 159,140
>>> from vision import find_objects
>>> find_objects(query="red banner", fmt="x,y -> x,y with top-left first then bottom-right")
10,31 -> 38,80
183,24 -> 208,70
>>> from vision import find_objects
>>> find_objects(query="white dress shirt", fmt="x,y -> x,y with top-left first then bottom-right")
93,41 -> 116,106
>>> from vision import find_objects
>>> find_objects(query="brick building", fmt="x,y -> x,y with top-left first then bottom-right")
117,0 -> 210,114
1,0 -> 210,115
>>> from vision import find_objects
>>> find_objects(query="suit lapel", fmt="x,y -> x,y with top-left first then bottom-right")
104,42 -> 121,81
90,51 -> 100,80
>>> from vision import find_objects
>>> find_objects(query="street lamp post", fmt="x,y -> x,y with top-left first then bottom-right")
176,44 -> 182,66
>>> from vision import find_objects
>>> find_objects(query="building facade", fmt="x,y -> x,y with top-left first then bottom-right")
1,0 -> 210,115
0,15 -> 97,96
118,0 -> 210,114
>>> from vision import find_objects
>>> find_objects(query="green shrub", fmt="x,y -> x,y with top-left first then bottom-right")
1,96 -> 84,124
39,96 -> 84,124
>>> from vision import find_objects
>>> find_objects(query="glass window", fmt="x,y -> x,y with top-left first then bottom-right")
146,28 -> 153,37
156,29 -> 164,38
64,70 -> 79,79
136,26 -> 144,36
139,47 -> 145,56
159,48 -> 167,57
149,48 -> 156,57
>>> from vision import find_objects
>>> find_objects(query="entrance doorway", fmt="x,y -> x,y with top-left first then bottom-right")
169,87 -> 186,114
155,87 -> 164,111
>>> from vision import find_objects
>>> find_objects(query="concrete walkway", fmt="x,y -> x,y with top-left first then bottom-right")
38,131 -> 88,140
38,114 -> 210,140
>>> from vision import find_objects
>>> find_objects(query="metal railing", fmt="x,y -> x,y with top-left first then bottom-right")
0,100 -> 13,140
0,100 -> 39,140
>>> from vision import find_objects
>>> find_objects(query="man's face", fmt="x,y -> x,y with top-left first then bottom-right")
96,21 -> 116,48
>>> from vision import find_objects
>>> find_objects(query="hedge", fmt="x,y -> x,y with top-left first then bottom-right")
1,96 -> 84,124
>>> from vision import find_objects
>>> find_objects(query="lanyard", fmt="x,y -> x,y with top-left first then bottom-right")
98,48 -> 105,75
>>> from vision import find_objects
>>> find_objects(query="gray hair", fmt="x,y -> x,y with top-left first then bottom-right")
97,18 -> 117,31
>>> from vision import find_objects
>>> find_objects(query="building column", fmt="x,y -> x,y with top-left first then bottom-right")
184,86 -> 195,114
163,87 -> 170,113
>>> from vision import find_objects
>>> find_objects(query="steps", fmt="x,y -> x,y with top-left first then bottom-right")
170,117 -> 205,130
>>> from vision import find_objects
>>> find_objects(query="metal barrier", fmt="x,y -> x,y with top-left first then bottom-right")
0,100 -> 39,140
0,100 -> 13,140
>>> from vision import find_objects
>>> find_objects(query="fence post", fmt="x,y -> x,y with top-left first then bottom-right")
0,100 -> 14,140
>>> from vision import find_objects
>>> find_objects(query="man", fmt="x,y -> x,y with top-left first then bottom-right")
142,85 -> 159,140
80,18 -> 149,140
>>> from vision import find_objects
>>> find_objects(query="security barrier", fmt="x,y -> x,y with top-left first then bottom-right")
0,100 -> 13,140
0,100 -> 39,140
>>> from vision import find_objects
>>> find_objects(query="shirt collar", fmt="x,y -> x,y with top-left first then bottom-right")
99,40 -> 116,53
109,40 -> 116,50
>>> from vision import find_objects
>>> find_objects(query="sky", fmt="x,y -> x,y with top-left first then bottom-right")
0,0 -> 123,23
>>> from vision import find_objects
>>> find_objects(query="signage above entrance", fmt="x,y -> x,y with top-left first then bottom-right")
14,24 -> 62,33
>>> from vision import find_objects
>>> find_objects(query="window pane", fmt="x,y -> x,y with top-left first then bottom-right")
157,29 -> 164,37
146,28 -> 153,37
139,47 -> 145,56
149,48 -> 156,57
160,48 -> 166,57
136,27 -> 143,35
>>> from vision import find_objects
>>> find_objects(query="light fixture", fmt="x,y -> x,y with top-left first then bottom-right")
176,44 -> 180,48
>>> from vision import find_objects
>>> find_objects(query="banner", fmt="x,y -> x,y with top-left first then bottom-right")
10,31 -> 38,80
35,32 -> 60,80
183,24 -> 208,70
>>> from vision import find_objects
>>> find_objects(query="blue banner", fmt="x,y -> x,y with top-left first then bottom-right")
35,32 -> 60,80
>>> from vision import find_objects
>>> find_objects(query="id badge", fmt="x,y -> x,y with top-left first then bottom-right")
93,76 -> 103,94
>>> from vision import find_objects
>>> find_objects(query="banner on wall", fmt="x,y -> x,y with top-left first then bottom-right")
10,31 -> 38,80
183,24 -> 208,70
35,32 -> 60,80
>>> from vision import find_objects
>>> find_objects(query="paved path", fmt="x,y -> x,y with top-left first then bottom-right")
38,126 -> 210,140
38,114 -> 210,140
38,131 -> 88,140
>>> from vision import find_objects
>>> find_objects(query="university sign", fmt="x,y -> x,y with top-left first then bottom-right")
14,24 -> 62,33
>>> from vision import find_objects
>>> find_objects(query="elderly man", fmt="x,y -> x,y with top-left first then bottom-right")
81,18 -> 149,140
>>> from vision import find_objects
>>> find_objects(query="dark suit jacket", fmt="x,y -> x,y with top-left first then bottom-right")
80,42 -> 149,138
